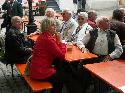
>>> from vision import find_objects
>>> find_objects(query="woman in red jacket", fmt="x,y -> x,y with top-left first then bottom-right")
29,18 -> 83,93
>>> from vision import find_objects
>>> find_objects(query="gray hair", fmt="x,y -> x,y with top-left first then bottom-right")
41,18 -> 56,32
45,8 -> 55,14
11,16 -> 22,25
63,9 -> 73,17
78,12 -> 88,19
95,16 -> 108,26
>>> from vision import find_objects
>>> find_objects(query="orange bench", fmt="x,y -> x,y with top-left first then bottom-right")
16,64 -> 53,93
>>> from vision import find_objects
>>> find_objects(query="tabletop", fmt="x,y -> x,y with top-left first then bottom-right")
65,45 -> 97,62
28,35 -> 97,62
84,60 -> 125,93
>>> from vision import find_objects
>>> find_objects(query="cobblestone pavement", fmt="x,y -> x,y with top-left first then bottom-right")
0,62 -> 30,93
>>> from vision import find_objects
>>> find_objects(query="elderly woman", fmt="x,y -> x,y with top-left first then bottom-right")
29,18 -> 83,93
71,12 -> 93,43
5,16 -> 32,64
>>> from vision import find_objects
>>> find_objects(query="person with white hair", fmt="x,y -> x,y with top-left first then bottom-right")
77,16 -> 123,93
77,16 -> 123,62
45,8 -> 56,18
61,9 -> 78,42
28,8 -> 62,36
71,12 -> 93,43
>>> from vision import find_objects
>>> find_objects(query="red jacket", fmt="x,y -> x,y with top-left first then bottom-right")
87,19 -> 97,29
29,32 -> 66,79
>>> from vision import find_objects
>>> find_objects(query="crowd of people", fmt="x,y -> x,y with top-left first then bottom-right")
0,0 -> 125,93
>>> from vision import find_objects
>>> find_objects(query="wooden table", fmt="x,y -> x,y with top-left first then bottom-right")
29,35 -> 97,62
84,60 -> 125,93
65,45 -> 97,62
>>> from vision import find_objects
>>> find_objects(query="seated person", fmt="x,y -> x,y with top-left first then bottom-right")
29,18 -> 83,93
87,10 -> 97,29
71,12 -> 93,44
4,16 -> 32,64
28,8 -> 62,37
60,9 -> 78,42
77,16 -> 123,62
77,16 -> 123,93
110,9 -> 125,59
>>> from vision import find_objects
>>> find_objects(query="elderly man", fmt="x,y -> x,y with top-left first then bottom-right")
44,8 -> 62,32
87,10 -> 97,29
4,16 -> 32,64
29,8 -> 62,36
61,9 -> 78,42
71,12 -> 93,43
77,16 -> 123,62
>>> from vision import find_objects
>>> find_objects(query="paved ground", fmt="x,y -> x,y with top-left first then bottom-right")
0,6 -> 124,93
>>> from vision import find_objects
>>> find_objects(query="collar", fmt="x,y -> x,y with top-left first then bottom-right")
98,28 -> 109,34
81,23 -> 88,28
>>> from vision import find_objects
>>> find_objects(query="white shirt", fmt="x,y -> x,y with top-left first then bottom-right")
73,23 -> 93,42
77,28 -> 123,59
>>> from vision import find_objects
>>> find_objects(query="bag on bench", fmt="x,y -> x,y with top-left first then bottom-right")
24,55 -> 32,76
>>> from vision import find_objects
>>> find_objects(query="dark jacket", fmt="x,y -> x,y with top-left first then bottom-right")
86,29 -> 115,54
5,27 -> 31,63
110,19 -> 125,45
2,1 -> 23,17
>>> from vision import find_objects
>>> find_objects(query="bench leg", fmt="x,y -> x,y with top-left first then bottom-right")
10,64 -> 14,77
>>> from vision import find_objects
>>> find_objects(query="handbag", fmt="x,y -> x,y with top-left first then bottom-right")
24,55 -> 32,76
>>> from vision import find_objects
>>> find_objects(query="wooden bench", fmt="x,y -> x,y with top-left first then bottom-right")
16,64 -> 53,93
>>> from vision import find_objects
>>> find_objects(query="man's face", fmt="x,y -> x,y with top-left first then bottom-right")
62,11 -> 71,21
99,18 -> 110,30
46,11 -> 55,18
77,15 -> 86,26
92,13 -> 97,21
12,18 -> 22,30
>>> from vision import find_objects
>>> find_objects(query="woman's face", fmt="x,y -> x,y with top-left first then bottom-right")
49,24 -> 56,35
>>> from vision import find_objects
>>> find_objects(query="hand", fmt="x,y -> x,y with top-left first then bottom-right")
103,55 -> 112,62
72,42 -> 77,46
27,32 -> 37,38
81,48 -> 89,53
55,32 -> 62,43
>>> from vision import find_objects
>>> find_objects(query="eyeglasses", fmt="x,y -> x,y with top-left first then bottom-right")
77,18 -> 84,20
16,20 -> 22,23
61,13 -> 65,15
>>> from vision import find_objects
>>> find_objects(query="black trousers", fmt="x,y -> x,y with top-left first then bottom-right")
46,60 -> 84,93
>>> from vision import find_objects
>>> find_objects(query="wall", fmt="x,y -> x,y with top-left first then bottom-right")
56,0 -> 119,12
86,0 -> 119,10
55,0 -> 77,12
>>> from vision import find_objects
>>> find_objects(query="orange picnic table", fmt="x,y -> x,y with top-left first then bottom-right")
65,45 -> 97,62
29,35 -> 97,62
84,60 -> 125,93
